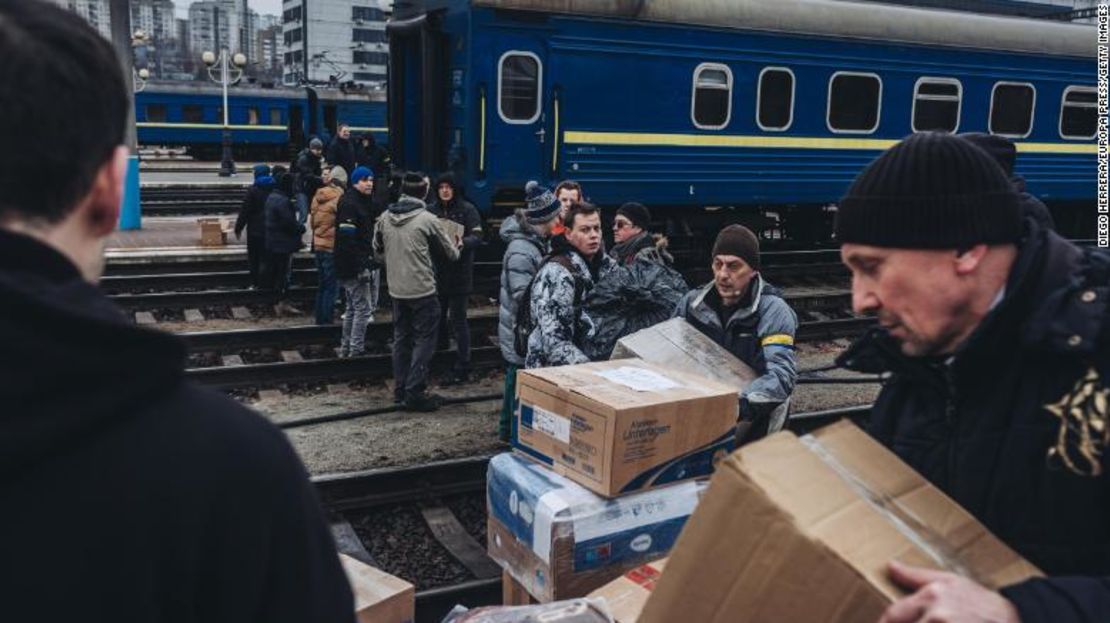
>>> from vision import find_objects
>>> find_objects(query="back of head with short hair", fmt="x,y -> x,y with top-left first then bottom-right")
0,2 -> 127,224
564,201 -> 599,230
401,171 -> 429,199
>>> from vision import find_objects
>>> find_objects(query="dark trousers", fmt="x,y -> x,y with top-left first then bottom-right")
269,252 -> 293,300
313,251 -> 337,324
392,294 -> 440,398
499,363 -> 519,442
438,292 -> 471,372
246,236 -> 267,288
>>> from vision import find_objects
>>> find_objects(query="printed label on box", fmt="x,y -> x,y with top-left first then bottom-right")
533,405 -> 572,443
595,366 -> 682,392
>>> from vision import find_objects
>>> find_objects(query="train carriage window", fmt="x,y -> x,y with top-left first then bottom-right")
692,63 -> 732,130
989,82 -> 1035,138
247,107 -> 260,126
182,105 -> 203,124
145,104 -> 167,123
828,72 -> 881,134
757,67 -> 794,131
912,78 -> 961,133
498,51 -> 542,124
1060,86 -> 1097,140
270,108 -> 282,126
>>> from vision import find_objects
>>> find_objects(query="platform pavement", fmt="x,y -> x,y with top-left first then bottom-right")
140,170 -> 257,186
108,216 -> 247,257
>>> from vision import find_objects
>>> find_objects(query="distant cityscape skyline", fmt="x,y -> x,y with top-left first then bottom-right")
175,0 -> 280,19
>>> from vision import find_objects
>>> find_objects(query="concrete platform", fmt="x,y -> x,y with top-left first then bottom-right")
108,216 -> 246,255
140,170 -> 255,186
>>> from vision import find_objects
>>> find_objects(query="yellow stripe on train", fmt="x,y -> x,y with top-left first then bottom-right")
562,131 -> 1096,154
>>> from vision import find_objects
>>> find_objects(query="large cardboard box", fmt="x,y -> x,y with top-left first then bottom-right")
436,216 -> 465,245
639,421 -> 1041,623
610,318 -> 757,396
338,554 -> 415,623
514,359 -> 738,496
587,559 -> 666,622
487,453 -> 704,603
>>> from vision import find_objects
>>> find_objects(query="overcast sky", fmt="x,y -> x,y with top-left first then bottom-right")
175,0 -> 283,19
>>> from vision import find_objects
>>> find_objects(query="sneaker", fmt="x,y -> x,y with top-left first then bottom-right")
404,391 -> 443,412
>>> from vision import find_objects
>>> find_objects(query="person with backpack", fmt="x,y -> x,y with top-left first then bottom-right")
234,164 -> 274,288
264,169 -> 305,316
524,201 -> 616,369
497,180 -> 562,441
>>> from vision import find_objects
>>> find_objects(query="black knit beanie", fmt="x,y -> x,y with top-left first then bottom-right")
835,132 -> 1021,249
401,171 -> 429,199
617,202 -> 651,230
712,224 -> 760,271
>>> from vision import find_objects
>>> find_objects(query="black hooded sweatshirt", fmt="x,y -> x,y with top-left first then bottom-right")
0,230 -> 354,622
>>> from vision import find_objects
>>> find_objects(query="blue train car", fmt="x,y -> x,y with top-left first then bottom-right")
135,83 -> 388,161
388,0 -> 1096,238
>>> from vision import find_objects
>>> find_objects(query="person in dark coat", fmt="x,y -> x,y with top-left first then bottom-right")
334,167 -> 377,357
265,171 -> 305,315
356,133 -> 392,210
293,137 -> 324,224
958,131 -> 1056,231
834,132 -> 1110,623
428,172 -> 483,383
235,164 -> 274,287
326,123 -> 357,176
0,4 -> 354,620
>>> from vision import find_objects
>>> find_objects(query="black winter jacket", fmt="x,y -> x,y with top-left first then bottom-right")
234,178 -> 274,241
293,148 -> 323,196
0,230 -> 354,622
326,137 -> 356,175
428,195 -> 483,295
264,190 -> 304,254
334,187 -> 375,280
839,222 -> 1110,622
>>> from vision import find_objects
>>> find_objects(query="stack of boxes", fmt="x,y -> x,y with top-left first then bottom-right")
486,319 -> 757,605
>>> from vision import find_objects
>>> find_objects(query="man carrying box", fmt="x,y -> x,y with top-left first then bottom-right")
673,225 -> 799,442
835,132 -> 1110,622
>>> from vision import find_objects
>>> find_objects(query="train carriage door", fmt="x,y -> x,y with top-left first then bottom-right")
492,47 -> 548,188
388,13 -> 448,174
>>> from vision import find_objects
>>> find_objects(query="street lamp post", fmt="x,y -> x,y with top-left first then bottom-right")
203,48 -> 246,176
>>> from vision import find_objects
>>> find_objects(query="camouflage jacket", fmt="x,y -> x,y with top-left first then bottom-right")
525,249 -> 617,369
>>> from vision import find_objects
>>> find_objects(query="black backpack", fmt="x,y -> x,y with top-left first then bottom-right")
513,254 -> 586,359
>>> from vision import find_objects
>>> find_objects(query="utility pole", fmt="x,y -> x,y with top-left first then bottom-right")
109,0 -> 141,230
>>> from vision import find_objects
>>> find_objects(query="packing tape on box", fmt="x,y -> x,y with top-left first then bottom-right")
799,434 -> 979,582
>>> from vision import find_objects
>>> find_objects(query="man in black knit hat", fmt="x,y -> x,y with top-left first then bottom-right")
835,132 -> 1110,623
674,224 -> 798,443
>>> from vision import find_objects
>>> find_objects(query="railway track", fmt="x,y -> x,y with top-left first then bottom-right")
311,403 -> 870,622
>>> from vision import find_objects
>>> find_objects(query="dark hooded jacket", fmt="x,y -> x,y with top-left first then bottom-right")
838,222 -> 1110,623
427,173 -> 483,295
293,147 -> 323,196
326,136 -> 357,176
234,175 -> 274,241
265,174 -> 304,254
0,230 -> 354,622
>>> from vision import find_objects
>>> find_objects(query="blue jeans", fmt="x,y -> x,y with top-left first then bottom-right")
295,193 -> 310,224
313,251 -> 338,325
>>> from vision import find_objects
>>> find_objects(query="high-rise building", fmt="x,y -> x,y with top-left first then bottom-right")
257,23 -> 284,81
281,0 -> 390,88
46,0 -> 113,39
188,0 -> 248,62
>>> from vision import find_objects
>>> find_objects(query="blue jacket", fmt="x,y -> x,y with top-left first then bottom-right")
673,276 -> 798,410
264,190 -> 304,255
839,223 -> 1110,623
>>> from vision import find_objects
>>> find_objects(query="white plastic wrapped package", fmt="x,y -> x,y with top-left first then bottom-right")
486,453 -> 707,602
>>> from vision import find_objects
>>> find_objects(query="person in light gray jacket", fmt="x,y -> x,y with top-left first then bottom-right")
674,225 -> 798,443
496,181 -> 561,442
372,172 -> 460,412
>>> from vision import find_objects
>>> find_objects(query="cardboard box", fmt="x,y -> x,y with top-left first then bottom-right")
442,599 -> 613,622
587,559 -> 666,622
638,421 -> 1041,623
198,218 -> 227,246
436,216 -> 465,245
487,453 -> 705,603
514,359 -> 738,496
338,554 -> 415,623
611,318 -> 757,397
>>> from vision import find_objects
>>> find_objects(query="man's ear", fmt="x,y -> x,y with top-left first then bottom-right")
84,146 -> 128,237
953,244 -> 989,276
